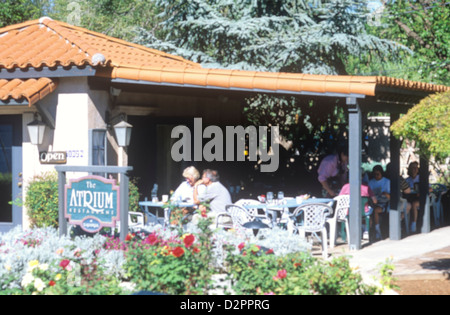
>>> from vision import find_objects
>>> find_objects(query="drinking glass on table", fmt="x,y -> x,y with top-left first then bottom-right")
277,191 -> 284,201
267,192 -> 274,204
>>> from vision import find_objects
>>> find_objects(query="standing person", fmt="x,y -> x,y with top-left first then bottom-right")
193,169 -> 232,224
317,146 -> 349,197
369,165 -> 391,240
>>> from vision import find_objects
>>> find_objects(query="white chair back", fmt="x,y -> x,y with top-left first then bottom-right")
334,195 -> 350,221
293,203 -> 332,233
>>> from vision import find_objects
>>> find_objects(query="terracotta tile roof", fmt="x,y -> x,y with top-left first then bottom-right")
0,17 -> 448,100
0,17 -> 200,70
0,78 -> 57,105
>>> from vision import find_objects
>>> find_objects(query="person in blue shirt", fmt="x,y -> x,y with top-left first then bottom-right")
369,165 -> 391,240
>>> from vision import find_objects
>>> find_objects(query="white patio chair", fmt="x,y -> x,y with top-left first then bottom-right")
218,204 -> 269,233
327,195 -> 350,249
398,197 -> 409,235
129,211 -> 145,231
289,203 -> 332,259
234,199 -> 268,220
430,184 -> 448,227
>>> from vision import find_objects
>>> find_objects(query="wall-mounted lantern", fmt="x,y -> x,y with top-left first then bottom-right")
113,120 -> 133,147
27,114 -> 47,145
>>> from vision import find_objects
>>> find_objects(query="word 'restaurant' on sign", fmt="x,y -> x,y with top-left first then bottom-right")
64,176 -> 120,233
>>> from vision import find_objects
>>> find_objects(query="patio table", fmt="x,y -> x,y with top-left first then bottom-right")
139,198 -> 195,227
243,197 -> 334,225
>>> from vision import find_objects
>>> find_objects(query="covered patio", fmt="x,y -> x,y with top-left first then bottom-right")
0,18 -> 448,249
101,67 -> 448,250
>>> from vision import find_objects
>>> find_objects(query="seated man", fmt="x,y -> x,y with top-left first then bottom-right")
193,169 -> 232,224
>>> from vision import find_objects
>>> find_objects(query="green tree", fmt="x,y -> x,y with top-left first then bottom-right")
137,0 -> 403,75
50,0 -> 160,42
391,91 -> 450,184
358,0 -> 449,85
0,0 -> 49,27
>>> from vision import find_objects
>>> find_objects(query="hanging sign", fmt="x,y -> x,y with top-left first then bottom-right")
64,176 -> 120,233
40,151 -> 67,164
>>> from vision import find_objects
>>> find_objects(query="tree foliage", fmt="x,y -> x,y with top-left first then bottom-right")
391,91 -> 450,162
0,0 -> 49,27
138,0 -> 404,75
50,0 -> 160,41
359,0 -> 449,85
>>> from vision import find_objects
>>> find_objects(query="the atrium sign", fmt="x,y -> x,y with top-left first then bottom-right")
64,176 -> 120,233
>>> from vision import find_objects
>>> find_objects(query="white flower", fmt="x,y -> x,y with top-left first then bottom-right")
39,264 -> 49,271
34,278 -> 46,292
4,264 -> 11,272
21,273 -> 35,287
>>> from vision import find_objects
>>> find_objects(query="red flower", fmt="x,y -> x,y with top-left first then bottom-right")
193,247 -> 201,254
265,249 -> 274,255
183,234 -> 195,248
59,259 -> 70,270
238,242 -> 245,251
144,233 -> 159,246
49,280 -> 56,287
277,269 -> 287,279
125,233 -> 133,242
172,246 -> 185,258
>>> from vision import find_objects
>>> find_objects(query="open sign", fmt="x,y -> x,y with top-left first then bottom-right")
40,151 -> 67,164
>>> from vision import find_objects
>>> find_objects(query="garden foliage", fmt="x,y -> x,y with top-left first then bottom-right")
0,214 -> 386,295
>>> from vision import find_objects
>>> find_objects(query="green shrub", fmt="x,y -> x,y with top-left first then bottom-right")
125,218 -> 215,295
25,173 -> 59,228
226,243 -> 377,295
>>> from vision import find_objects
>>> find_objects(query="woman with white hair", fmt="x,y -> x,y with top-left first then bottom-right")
171,166 -> 200,203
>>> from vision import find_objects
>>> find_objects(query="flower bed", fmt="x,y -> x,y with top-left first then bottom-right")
0,219 -> 384,295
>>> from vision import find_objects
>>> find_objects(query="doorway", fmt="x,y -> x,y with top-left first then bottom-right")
0,115 -> 22,233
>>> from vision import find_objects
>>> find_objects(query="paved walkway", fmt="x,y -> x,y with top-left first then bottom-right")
328,226 -> 450,288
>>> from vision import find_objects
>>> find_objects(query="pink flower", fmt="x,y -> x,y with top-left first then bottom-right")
277,269 -> 287,279
144,233 -> 159,246
273,269 -> 287,281
59,259 -> 71,270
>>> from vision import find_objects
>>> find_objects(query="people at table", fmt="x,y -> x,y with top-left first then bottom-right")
317,146 -> 349,198
368,165 -> 391,240
193,169 -> 232,223
171,166 -> 201,203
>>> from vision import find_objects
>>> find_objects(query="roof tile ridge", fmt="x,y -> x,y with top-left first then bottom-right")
0,19 -> 41,34
39,17 -> 106,66
40,18 -> 201,68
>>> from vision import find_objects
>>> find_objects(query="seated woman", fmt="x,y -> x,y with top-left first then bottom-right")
339,172 -> 378,240
368,165 -> 391,240
171,166 -> 200,203
405,162 -> 421,232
